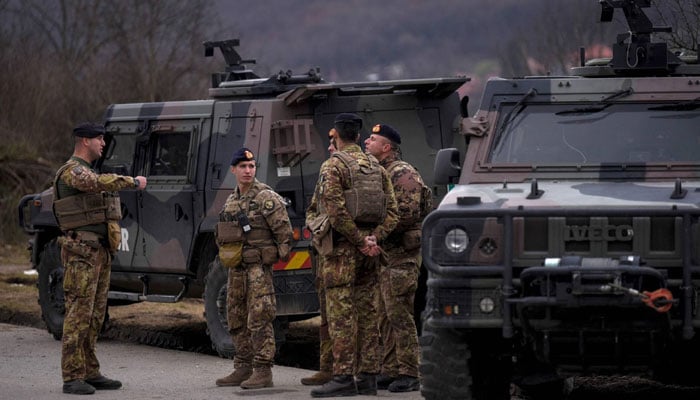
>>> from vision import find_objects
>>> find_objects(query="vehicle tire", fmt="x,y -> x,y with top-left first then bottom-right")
204,258 -> 235,359
420,322 -> 471,400
469,331 -> 513,400
36,238 -> 65,340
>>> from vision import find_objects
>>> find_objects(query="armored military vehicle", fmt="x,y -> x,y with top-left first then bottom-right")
18,39 -> 467,358
420,1 -> 700,398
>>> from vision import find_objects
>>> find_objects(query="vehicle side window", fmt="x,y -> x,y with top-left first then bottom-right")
101,134 -> 138,176
149,132 -> 191,176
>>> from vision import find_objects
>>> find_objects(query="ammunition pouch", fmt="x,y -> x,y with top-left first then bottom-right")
308,215 -> 333,257
245,228 -> 273,241
58,231 -> 103,259
54,192 -> 122,231
260,246 -> 279,265
242,248 -> 262,264
218,242 -> 243,268
216,221 -> 244,246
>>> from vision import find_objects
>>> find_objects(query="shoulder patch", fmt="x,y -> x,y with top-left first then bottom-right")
264,199 -> 275,210
71,166 -> 85,176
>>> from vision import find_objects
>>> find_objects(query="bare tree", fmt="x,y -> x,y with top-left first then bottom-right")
0,0 -> 223,243
99,0 -> 220,103
498,0 -> 618,77
650,0 -> 700,53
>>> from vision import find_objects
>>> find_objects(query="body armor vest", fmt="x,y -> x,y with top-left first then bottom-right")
333,151 -> 387,225
216,184 -> 276,248
53,162 -> 122,232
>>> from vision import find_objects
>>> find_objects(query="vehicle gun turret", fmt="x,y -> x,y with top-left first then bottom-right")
601,0 -> 681,74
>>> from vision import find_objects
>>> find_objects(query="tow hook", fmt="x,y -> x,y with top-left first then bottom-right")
603,283 -> 676,313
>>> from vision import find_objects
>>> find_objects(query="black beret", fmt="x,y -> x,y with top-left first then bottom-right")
73,122 -> 106,138
334,113 -> 363,129
371,124 -> 401,145
230,147 -> 256,166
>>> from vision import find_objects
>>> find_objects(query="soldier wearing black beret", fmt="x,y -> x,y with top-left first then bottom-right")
73,122 -> 106,138
215,146 -> 292,390
371,124 -> 401,145
54,122 -> 147,394
364,122 -> 428,393
230,147 -> 256,166
333,113 -> 363,132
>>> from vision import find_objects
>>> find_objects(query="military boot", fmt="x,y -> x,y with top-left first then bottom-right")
376,373 -> 396,390
355,372 -> 377,395
215,366 -> 252,387
85,374 -> 122,390
240,366 -> 273,389
310,374 -> 357,398
301,370 -> 333,386
387,374 -> 420,392
62,379 -> 96,395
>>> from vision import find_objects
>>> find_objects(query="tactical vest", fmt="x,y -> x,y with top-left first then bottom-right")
333,151 -> 387,225
216,186 -> 275,248
52,162 -> 122,232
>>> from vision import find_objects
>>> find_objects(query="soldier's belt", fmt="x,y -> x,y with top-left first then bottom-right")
67,230 -> 104,249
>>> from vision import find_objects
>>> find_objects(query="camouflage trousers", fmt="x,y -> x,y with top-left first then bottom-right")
60,238 -> 111,382
226,262 -> 276,368
379,246 -> 421,378
313,258 -> 332,373
322,241 -> 380,376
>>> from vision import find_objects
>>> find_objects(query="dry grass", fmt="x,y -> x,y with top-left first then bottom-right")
0,242 -> 31,266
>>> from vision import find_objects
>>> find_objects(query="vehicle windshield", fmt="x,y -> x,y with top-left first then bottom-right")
488,103 -> 700,165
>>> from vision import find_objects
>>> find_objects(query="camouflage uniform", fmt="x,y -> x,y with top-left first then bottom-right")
305,186 -> 333,375
54,157 -> 136,383
317,144 -> 398,377
379,154 -> 425,379
219,178 -> 292,370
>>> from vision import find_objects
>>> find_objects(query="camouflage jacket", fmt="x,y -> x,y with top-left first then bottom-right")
318,143 -> 398,246
219,178 -> 292,251
54,156 -> 136,235
381,154 -> 426,234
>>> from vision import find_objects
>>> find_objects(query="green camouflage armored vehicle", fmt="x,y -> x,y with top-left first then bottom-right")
420,1 -> 700,399
18,39 -> 467,358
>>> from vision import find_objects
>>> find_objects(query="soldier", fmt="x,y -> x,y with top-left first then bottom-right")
53,122 -> 147,395
364,124 -> 430,392
301,133 -> 337,386
214,147 -> 292,390
310,113 -> 398,398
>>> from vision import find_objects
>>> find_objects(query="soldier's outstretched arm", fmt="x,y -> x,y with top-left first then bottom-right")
64,166 -> 146,193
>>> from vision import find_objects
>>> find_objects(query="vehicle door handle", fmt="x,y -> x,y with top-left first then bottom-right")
174,203 -> 184,221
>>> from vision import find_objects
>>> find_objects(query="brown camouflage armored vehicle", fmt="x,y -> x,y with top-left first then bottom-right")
420,1 -> 700,399
18,39 -> 467,358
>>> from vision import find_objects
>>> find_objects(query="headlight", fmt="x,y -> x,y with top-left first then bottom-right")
445,228 -> 469,253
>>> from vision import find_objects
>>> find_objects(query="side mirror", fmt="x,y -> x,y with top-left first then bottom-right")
433,148 -> 461,185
